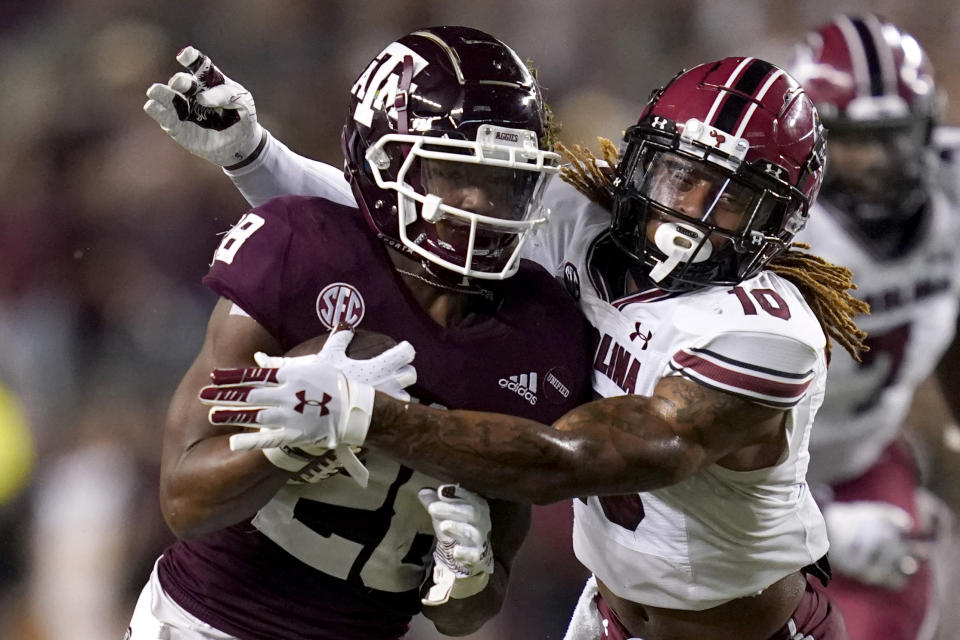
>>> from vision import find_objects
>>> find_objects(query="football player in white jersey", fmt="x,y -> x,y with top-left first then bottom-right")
147,51 -> 869,639
787,14 -> 960,640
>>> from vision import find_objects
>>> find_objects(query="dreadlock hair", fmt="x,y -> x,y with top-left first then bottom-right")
525,59 -> 562,150
556,139 -> 869,362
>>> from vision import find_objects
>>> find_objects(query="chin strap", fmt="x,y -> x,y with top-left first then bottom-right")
394,55 -> 415,135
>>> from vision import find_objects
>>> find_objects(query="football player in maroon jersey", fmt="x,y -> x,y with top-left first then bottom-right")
128,27 -> 594,640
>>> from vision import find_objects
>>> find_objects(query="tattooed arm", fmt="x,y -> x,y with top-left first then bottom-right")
366,376 -> 787,503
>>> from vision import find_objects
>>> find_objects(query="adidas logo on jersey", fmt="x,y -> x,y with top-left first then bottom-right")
499,372 -> 538,405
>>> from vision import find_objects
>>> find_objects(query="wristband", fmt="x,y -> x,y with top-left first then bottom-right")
262,445 -> 312,472
223,128 -> 268,170
339,378 -> 376,446
449,571 -> 490,599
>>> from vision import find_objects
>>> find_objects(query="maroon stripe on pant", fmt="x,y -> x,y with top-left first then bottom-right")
592,578 -> 849,640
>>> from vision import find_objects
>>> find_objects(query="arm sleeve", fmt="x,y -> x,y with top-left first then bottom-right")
668,332 -> 819,409
223,132 -> 356,208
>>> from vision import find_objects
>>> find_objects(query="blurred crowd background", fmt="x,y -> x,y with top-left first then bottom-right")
1,1 -> 959,639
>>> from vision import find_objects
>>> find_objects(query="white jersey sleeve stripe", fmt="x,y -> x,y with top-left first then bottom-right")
670,348 -> 815,407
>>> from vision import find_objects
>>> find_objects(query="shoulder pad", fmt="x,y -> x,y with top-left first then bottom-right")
671,273 -> 826,351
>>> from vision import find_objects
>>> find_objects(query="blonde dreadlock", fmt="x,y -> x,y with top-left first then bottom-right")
556,139 -> 869,361
525,59 -> 562,150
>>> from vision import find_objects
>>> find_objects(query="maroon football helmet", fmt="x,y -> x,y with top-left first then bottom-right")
342,26 -> 560,280
788,14 -> 939,248
611,57 -> 826,291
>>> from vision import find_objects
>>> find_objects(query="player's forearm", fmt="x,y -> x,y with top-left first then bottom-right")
160,433 -> 290,539
367,394 -> 700,503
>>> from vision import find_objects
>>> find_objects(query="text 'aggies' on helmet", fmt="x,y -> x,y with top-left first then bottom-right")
610,56 -> 826,291
341,26 -> 561,281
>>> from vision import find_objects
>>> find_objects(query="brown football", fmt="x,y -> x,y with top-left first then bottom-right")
285,329 -> 398,360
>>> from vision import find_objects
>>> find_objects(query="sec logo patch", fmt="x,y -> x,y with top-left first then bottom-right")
316,282 -> 366,329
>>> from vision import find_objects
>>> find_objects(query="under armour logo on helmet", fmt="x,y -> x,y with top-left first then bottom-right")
294,389 -> 332,415
763,162 -> 787,181
650,116 -> 669,130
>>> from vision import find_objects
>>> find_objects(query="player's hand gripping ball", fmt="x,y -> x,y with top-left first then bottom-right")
200,328 -> 416,486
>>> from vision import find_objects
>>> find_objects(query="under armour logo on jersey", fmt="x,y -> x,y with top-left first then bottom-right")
293,389 -> 332,415
498,372 -> 538,405
628,322 -> 653,350
650,116 -> 670,130
562,262 -> 581,300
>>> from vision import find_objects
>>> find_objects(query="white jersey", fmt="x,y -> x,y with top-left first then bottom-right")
795,126 -> 960,487
528,181 -> 829,610
228,143 -> 830,611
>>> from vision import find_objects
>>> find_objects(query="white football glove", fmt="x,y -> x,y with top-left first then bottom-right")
144,46 -> 264,168
253,329 -> 416,486
824,500 -> 925,590
199,330 -> 416,487
256,330 -> 417,404
418,484 -> 494,606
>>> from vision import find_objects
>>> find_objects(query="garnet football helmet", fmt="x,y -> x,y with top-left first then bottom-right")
611,57 -> 826,291
788,14 -> 939,248
342,26 -> 560,280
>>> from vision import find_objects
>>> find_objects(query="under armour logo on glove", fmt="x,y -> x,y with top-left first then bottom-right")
198,329 -> 416,488
293,389 -> 332,415
199,350 -> 375,453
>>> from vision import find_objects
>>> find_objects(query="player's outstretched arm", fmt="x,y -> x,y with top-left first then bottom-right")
365,376 -> 786,503
160,298 -> 292,538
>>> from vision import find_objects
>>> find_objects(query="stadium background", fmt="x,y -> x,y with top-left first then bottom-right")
0,1 -> 958,638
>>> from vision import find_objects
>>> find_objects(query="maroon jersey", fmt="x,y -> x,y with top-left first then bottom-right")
158,195 -> 595,640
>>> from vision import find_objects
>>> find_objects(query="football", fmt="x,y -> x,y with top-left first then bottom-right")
286,328 -> 398,359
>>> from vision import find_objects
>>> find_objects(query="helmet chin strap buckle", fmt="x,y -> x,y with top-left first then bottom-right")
648,222 -> 712,282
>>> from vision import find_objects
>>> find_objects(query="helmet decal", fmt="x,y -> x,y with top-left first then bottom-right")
350,42 -> 428,128
838,15 -> 900,99
707,58 -> 782,136
342,27 -> 560,280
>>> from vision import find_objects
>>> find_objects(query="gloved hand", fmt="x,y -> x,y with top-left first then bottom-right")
198,330 -> 416,487
824,500 -> 924,590
256,330 -> 417,404
418,484 -> 494,606
144,46 -> 264,168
